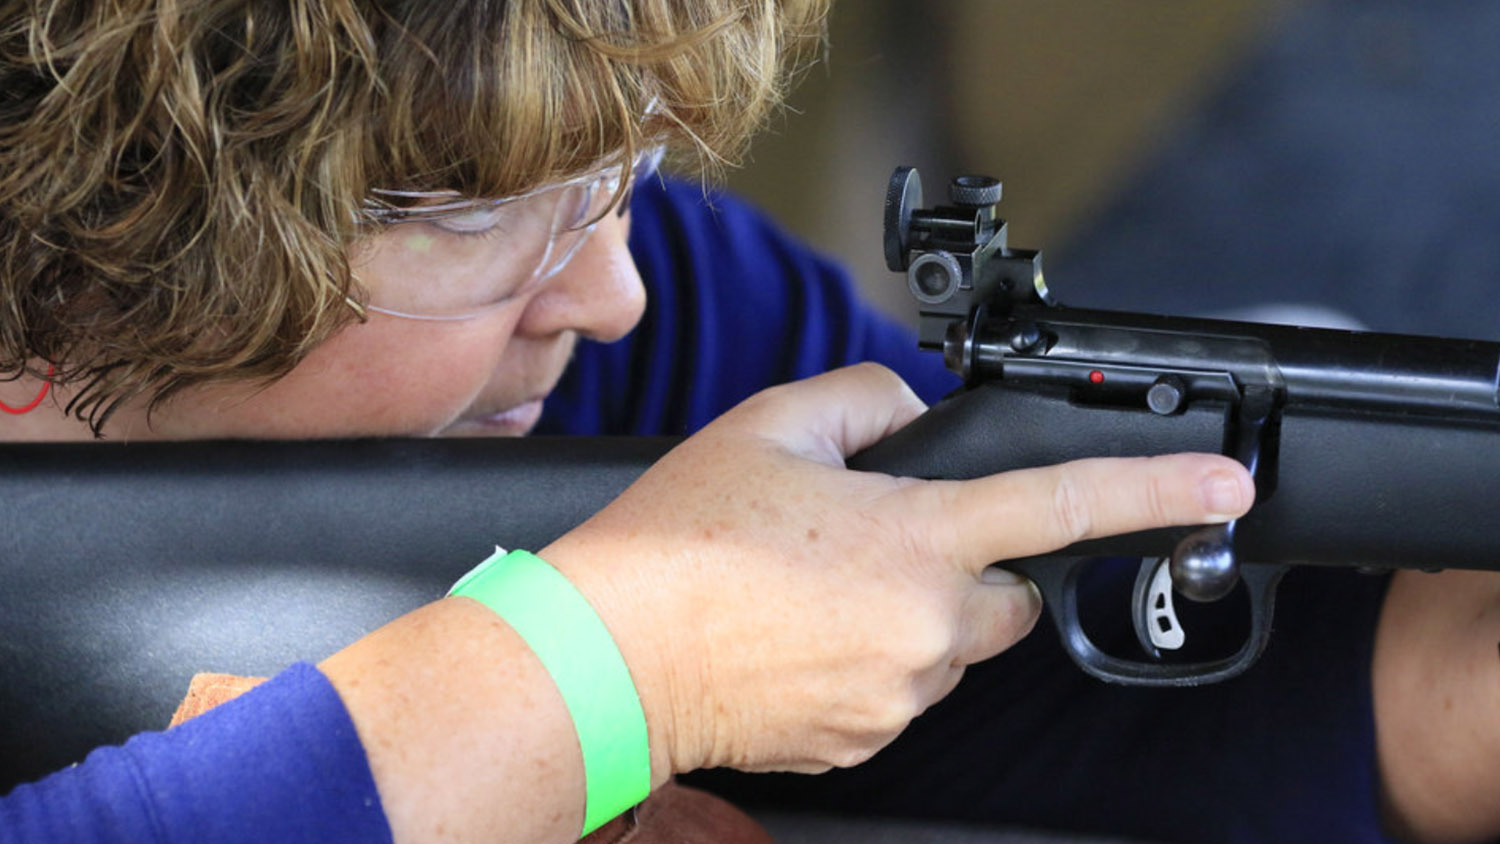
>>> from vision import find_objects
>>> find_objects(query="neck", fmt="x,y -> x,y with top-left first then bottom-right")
0,377 -> 94,441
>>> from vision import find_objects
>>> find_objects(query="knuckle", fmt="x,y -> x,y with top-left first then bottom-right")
828,744 -> 877,770
851,360 -> 897,384
890,514 -> 940,571
894,618 -> 955,669
851,361 -> 916,405
1049,467 -> 1094,543
1142,470 -> 1176,528
866,696 -> 919,742
931,482 -> 971,550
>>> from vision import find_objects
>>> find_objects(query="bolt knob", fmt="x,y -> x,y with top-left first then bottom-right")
1170,527 -> 1240,602
949,175 -> 1002,208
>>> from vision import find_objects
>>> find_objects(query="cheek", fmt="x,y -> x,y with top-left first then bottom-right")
226,316 -> 513,437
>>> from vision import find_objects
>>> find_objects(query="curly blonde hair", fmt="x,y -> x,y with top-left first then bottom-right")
0,0 -> 827,431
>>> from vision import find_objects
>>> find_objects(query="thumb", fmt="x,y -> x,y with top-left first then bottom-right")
953,568 -> 1045,665
730,363 -> 929,465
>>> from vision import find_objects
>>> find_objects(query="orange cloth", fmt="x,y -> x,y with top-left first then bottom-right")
168,672 -> 267,727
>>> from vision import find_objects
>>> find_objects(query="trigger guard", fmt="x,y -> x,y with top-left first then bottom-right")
1002,558 -> 1290,687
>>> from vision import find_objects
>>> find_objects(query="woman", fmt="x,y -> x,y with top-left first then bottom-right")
0,3 -> 1487,843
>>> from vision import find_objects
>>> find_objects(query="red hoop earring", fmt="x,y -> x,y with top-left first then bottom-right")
1,364 -> 54,415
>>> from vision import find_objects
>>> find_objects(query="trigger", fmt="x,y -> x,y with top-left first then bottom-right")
1132,558 -> 1185,657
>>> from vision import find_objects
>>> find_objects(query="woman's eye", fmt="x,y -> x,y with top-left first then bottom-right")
430,204 -> 509,235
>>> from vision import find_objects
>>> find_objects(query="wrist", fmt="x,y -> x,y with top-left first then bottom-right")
321,598 -> 587,843
539,534 -> 711,780
449,549 -> 655,834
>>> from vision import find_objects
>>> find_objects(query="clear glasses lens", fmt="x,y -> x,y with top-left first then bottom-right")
534,178 -> 612,283
358,147 -> 662,321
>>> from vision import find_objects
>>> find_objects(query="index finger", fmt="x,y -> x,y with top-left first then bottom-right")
908,453 -> 1254,572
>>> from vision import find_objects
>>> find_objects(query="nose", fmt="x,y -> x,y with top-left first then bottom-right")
515,212 -> 646,343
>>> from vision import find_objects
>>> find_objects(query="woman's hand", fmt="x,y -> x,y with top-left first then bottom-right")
323,362 -> 1254,843
542,363 -> 1255,778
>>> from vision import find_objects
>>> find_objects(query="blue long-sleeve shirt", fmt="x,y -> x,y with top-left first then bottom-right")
0,664 -> 388,843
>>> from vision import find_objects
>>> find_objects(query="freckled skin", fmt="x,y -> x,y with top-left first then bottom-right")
1375,570 -> 1500,843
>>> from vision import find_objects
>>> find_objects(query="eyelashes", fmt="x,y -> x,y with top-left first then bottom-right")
429,206 -> 518,237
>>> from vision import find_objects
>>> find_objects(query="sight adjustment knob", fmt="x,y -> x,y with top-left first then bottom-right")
949,175 -> 1002,208
908,251 -> 963,305
885,167 -> 924,272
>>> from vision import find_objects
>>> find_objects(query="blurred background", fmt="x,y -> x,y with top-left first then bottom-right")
722,0 -> 1500,340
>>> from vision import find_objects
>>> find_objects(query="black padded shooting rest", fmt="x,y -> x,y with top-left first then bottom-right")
0,437 -> 669,791
7,381 -> 1497,788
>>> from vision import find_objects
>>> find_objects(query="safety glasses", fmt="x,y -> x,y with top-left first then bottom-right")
356,146 -> 665,321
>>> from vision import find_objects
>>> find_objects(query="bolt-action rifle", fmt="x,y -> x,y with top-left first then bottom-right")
849,166 -> 1500,685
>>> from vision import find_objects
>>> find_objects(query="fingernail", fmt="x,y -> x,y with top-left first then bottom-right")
1202,470 -> 1250,522
981,566 -> 1026,586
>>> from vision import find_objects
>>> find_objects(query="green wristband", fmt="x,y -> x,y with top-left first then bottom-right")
448,549 -> 651,836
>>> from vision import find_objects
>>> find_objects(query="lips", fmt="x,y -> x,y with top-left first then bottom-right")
471,399 -> 545,434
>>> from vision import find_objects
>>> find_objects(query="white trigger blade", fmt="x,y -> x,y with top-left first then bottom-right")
1132,557 -> 1185,656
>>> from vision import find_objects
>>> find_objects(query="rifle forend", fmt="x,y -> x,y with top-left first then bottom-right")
850,166 -> 1500,686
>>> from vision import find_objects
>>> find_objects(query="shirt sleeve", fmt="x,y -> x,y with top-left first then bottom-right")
538,176 -> 960,437
0,662 -> 392,844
